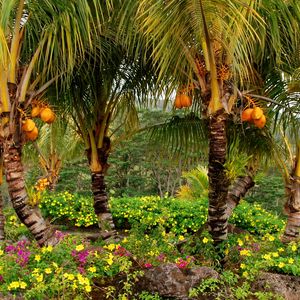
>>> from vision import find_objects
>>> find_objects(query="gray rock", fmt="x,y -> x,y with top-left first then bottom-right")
252,272 -> 300,300
137,263 -> 219,299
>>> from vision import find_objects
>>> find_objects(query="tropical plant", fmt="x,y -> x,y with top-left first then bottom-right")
264,59 -> 300,241
0,0 -> 111,245
23,119 -> 83,192
54,3 -> 167,236
120,0 -> 300,245
176,166 -> 209,200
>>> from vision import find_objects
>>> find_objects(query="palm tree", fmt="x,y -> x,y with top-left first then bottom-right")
265,67 -> 300,242
120,0 -> 300,244
0,0 -> 111,245
23,120 -> 84,192
61,43 -> 160,235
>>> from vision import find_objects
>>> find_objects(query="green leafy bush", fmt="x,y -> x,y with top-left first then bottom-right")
39,192 -> 285,236
39,192 -> 97,227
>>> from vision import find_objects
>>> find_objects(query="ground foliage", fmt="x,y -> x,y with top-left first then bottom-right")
0,193 -> 298,299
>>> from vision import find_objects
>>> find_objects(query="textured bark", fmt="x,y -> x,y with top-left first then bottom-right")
87,136 -> 116,234
207,110 -> 230,243
0,190 -> 5,241
282,174 -> 300,242
3,140 -> 58,246
225,173 -> 255,218
91,171 -> 115,232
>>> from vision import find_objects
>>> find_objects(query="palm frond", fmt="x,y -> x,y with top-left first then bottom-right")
149,112 -> 208,157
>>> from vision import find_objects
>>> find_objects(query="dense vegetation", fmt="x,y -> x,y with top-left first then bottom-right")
0,0 -> 299,299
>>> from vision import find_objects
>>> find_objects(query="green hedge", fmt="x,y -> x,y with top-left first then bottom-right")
39,193 -> 285,235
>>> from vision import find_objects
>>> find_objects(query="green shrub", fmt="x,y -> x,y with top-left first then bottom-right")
39,192 -> 97,227
39,192 -> 285,236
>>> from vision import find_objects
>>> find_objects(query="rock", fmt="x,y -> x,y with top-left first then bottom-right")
252,272 -> 300,300
137,263 -> 219,299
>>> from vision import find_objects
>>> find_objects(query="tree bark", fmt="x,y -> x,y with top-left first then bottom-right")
91,171 -> 115,232
87,136 -> 116,235
225,173 -> 255,218
282,174 -> 300,242
0,189 -> 5,241
3,139 -> 58,246
207,109 -> 230,244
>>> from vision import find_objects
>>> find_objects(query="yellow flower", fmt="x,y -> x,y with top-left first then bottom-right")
278,248 -> 284,253
202,237 -> 209,244
47,245 -> 53,252
106,253 -> 114,265
85,285 -> 92,292
36,274 -> 43,283
88,266 -> 96,273
45,268 -> 52,274
240,249 -> 251,256
41,245 -> 53,253
291,244 -> 297,252
76,244 -> 84,252
263,254 -> 271,260
242,271 -> 249,278
0,249 -> 3,256
64,273 -> 75,281
20,282 -> 27,289
288,258 -> 294,264
35,255 -> 41,262
77,274 -> 89,285
104,244 -> 116,251
237,239 -> 244,246
278,262 -> 285,268
178,235 -> 185,241
148,250 -> 155,256
8,281 -> 20,290
240,263 -> 246,269
224,248 -> 229,255
268,236 -> 275,242
272,252 -> 279,258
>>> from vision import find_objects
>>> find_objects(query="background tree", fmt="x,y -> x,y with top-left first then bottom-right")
120,0 -> 300,244
59,32 -> 162,235
0,0 -> 111,245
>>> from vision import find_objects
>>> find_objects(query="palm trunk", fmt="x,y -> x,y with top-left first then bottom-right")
207,109 -> 230,244
87,136 -> 116,236
0,190 -> 4,241
91,171 -> 115,232
225,173 -> 255,218
282,174 -> 300,242
3,139 -> 58,246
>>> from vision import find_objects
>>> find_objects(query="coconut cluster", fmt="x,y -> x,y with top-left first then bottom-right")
174,94 -> 192,109
241,106 -> 266,129
21,104 -> 55,142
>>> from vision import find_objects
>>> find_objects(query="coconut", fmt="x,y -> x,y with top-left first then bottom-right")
22,119 -> 36,132
254,114 -> 266,129
40,108 -> 55,123
26,126 -> 38,141
251,107 -> 263,120
241,108 -> 254,122
31,106 -> 41,118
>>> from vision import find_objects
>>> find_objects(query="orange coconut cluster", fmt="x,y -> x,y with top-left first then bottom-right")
21,103 -> 55,141
241,106 -> 266,129
174,94 -> 192,109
